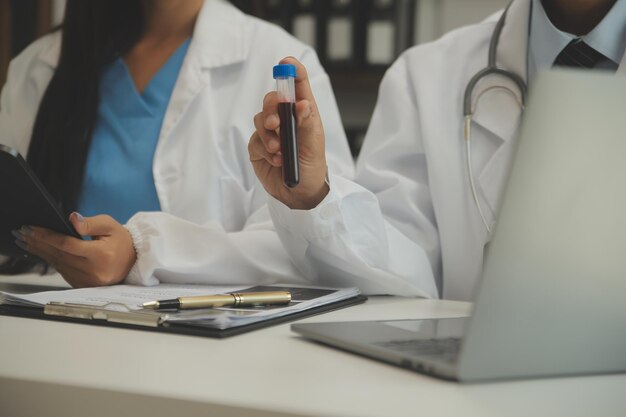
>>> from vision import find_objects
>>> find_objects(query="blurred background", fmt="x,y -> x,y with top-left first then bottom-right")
0,0 -> 507,157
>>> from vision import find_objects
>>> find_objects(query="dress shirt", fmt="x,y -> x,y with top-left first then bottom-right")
527,0 -> 626,83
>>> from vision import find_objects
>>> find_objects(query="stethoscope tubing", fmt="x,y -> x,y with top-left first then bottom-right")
462,1 -> 528,235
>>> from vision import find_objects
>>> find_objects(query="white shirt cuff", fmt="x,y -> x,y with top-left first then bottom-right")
268,174 -> 347,240
123,215 -> 158,286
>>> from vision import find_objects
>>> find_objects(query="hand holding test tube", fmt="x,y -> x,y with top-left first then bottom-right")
249,57 -> 329,210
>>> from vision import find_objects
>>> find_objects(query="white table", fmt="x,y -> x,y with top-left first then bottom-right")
1,274 -> 625,417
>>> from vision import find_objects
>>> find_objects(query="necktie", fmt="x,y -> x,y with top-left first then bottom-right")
553,39 -> 617,70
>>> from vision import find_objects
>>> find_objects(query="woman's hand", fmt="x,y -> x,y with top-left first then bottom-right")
13,213 -> 137,288
248,57 -> 329,210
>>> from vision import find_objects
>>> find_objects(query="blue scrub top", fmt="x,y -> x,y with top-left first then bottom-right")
77,39 -> 191,224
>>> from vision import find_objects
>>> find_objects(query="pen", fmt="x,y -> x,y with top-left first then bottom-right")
142,291 -> 292,310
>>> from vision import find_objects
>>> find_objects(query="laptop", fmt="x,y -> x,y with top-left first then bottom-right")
292,70 -> 626,382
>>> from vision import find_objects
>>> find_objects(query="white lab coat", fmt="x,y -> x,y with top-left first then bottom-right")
0,0 -> 354,286
269,0 -> 626,300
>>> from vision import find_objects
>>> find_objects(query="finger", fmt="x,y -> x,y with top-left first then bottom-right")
26,226 -> 88,257
253,112 -> 281,153
249,131 -> 282,167
278,58 -> 324,147
261,91 -> 281,131
21,235 -> 88,272
295,99 -> 313,127
71,213 -> 117,237
68,212 -> 85,236
279,57 -> 316,104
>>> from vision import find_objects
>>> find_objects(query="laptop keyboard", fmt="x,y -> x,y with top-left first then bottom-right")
374,337 -> 461,363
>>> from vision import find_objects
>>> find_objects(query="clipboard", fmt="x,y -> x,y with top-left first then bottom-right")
0,294 -> 367,338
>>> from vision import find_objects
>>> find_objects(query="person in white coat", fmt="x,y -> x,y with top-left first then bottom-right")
249,0 -> 626,300
1,0 -> 353,287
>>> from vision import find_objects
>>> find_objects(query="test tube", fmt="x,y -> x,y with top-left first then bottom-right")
273,64 -> 300,187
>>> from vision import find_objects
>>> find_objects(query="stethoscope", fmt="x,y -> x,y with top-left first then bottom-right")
463,3 -> 527,235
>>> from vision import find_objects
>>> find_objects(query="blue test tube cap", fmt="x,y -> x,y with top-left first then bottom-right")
273,64 -> 297,79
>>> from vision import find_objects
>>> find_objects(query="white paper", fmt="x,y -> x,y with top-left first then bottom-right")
0,284 -> 245,311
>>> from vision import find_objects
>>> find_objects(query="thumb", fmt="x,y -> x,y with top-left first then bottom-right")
295,99 -> 313,127
70,212 -> 117,237
295,98 -> 324,142
279,56 -> 316,105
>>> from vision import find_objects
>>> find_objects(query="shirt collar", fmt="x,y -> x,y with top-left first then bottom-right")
585,0 -> 626,64
528,0 -> 626,82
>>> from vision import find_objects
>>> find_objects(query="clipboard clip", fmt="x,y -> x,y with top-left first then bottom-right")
44,302 -> 168,327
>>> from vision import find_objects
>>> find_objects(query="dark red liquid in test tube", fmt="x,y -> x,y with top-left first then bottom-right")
278,102 -> 299,187
273,64 -> 299,187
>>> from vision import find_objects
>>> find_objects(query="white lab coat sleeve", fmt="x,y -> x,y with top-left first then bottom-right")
124,50 -> 355,287
268,56 -> 440,298
124,208 -> 308,286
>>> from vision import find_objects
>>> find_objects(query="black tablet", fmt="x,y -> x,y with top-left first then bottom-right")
0,144 -> 81,256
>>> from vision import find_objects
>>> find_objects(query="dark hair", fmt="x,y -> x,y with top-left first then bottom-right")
0,1 -> 143,274
27,0 -> 144,213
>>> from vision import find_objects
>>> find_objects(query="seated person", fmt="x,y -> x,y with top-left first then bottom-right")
1,0 -> 353,287
249,0 -> 626,300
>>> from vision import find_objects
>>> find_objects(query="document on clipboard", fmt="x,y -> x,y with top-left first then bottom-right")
0,284 -> 366,337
